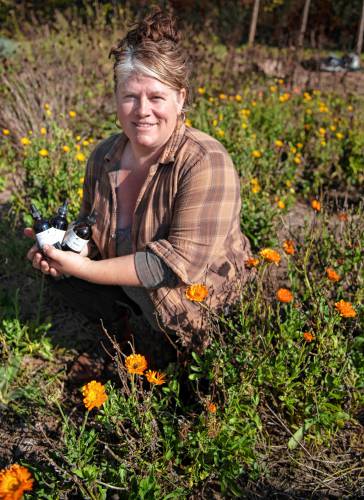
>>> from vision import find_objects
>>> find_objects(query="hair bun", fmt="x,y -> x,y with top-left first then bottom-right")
126,11 -> 180,47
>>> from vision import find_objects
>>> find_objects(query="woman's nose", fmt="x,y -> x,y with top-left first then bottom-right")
136,96 -> 150,116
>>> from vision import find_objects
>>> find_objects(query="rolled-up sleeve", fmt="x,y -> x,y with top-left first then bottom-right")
146,151 -> 241,284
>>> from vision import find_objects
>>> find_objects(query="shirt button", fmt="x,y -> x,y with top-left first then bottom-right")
111,233 -> 116,239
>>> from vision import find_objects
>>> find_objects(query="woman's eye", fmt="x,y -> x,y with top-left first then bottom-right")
151,96 -> 164,101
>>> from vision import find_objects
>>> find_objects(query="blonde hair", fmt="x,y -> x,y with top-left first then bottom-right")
109,11 -> 191,108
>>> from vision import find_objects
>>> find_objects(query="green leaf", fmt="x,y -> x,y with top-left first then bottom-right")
288,419 -> 315,450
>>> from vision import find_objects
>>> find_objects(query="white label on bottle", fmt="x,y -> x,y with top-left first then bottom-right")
52,228 -> 66,244
36,227 -> 60,249
62,228 -> 88,253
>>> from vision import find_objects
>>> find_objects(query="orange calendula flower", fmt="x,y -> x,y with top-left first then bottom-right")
125,354 -> 148,375
245,257 -> 259,268
337,212 -> 348,222
207,402 -> 217,413
276,288 -> 293,303
282,240 -> 295,255
311,200 -> 321,211
0,463 -> 34,500
81,380 -> 107,411
335,300 -> 356,318
145,370 -> 166,385
185,284 -> 208,302
326,267 -> 341,282
259,248 -> 281,265
303,332 -> 315,342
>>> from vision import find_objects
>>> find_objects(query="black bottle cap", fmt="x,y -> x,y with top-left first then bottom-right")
30,204 -> 41,218
58,200 -> 69,217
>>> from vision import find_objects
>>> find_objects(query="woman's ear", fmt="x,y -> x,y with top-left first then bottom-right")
177,88 -> 186,114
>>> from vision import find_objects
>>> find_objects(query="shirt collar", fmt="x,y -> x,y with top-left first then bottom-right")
103,117 -> 186,169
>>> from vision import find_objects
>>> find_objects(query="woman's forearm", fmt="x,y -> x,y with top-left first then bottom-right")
78,254 -> 142,286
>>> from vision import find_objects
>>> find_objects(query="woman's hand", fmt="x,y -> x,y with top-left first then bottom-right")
24,227 -> 90,279
41,244 -> 92,279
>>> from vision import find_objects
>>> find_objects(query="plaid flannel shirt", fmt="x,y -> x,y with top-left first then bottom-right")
80,119 -> 252,346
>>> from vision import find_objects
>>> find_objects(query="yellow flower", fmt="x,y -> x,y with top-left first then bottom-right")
208,97 -> 215,103
212,119 -> 218,127
251,100 -> 257,107
311,199 -> 321,212
240,108 -> 251,117
250,178 -> 261,194
185,118 -> 192,127
0,463 -> 34,500
81,380 -> 107,411
39,148 -> 49,157
185,284 -> 208,302
347,105 -> 353,112
45,109 -> 52,117
303,332 -> 315,342
75,144 -> 81,151
290,146 -> 297,154
279,92 -> 290,103
334,300 -> 356,318
40,127 -> 47,135
235,94 -> 242,102
303,92 -> 312,101
275,139 -> 284,148
326,267 -> 341,282
293,155 -> 301,164
270,85 -> 277,93
251,150 -> 262,159
241,122 -> 248,129
125,354 -> 148,375
20,137 -> 31,146
282,240 -> 295,255
336,132 -> 344,140
76,135 -> 81,141
63,145 -> 70,153
197,87 -> 206,95
69,110 -> 77,118
2,129 -> 10,136
278,79 -> 284,85
320,140 -> 326,146
75,152 -> 86,161
285,180 -> 292,188
89,137 -> 94,144
82,140 -> 90,146
79,176 -> 84,184
44,103 -> 50,110
259,248 -> 281,265
145,370 -> 166,385
330,125 -> 337,132
216,129 -> 225,137
277,199 -> 285,209
276,288 -> 293,303
219,93 -> 227,100
77,188 -> 83,198
296,143 -> 303,149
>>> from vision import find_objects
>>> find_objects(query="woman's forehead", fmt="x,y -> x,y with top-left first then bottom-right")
121,74 -> 171,93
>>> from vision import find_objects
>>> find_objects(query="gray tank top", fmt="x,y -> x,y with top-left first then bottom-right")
115,227 -> 160,331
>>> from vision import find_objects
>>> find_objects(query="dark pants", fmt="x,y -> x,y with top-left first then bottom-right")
51,277 -> 177,369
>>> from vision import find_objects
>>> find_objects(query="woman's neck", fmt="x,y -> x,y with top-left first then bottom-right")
128,141 -> 164,170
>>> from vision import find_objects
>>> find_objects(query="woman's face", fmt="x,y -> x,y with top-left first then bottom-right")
116,73 -> 186,153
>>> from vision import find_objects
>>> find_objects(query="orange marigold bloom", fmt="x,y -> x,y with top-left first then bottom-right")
125,354 -> 148,375
185,284 -> 208,302
282,240 -> 295,255
335,300 -> 356,318
245,257 -> 260,268
0,464 -> 34,500
259,248 -> 281,265
311,199 -> 321,211
207,402 -> 217,413
337,212 -> 348,222
326,267 -> 341,282
145,370 -> 166,385
276,288 -> 294,303
303,331 -> 315,342
81,380 -> 107,411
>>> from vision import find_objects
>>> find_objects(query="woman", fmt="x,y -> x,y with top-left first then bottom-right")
26,12 -> 252,367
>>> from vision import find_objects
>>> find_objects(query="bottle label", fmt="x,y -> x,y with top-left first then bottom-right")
62,228 -> 88,253
52,228 -> 66,244
36,228 -> 61,249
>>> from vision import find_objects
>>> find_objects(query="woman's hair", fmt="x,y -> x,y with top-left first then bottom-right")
109,11 -> 190,107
